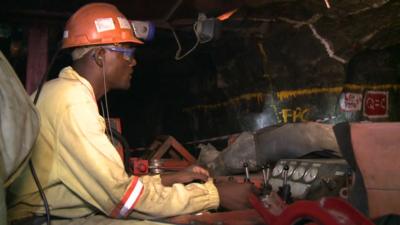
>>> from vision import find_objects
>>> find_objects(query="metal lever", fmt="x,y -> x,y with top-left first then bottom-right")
340,167 -> 353,200
262,164 -> 271,186
278,164 -> 293,203
243,162 -> 251,183
346,167 -> 353,190
261,164 -> 272,195
283,165 -> 288,186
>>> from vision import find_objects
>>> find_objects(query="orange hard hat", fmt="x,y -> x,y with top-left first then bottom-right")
62,3 -> 143,49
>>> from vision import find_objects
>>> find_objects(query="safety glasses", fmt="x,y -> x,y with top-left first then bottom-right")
102,45 -> 136,62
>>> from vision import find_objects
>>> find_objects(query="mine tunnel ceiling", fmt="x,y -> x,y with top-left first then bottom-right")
1,0 -> 399,28
1,0 -> 399,55
0,0 -> 241,24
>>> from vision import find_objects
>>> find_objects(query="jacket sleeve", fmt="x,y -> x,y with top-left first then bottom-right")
56,102 -> 219,219
130,175 -> 219,218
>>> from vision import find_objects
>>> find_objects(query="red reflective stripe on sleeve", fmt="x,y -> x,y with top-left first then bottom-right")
122,185 -> 144,218
110,176 -> 143,218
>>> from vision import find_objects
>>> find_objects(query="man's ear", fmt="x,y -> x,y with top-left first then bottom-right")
92,48 -> 105,67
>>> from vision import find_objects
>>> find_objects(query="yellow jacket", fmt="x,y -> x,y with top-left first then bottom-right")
7,66 -> 219,221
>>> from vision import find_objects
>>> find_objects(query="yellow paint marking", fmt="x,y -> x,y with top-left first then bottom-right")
183,83 -> 400,112
183,92 -> 265,112
277,87 -> 342,101
277,84 -> 400,101
344,84 -> 400,91
280,107 -> 310,123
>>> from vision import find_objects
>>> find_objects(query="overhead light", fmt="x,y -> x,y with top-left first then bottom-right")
217,8 -> 238,21
324,0 -> 331,9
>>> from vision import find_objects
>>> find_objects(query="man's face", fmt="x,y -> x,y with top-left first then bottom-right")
102,43 -> 137,90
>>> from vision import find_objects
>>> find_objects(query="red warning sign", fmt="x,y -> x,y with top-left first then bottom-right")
340,92 -> 362,112
363,91 -> 389,118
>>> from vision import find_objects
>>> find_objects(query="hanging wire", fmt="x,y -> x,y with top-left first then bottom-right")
28,161 -> 51,225
171,22 -> 201,60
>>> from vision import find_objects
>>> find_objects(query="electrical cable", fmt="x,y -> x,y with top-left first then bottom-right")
28,161 -> 51,225
33,49 -> 60,104
30,46 -> 62,225
171,22 -> 200,60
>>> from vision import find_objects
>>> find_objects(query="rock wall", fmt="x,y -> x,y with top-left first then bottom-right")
109,0 -> 400,146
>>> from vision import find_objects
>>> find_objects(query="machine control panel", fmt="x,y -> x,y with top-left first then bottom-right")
269,159 -> 349,200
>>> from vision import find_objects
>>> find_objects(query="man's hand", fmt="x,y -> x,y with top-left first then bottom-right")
214,180 -> 258,210
160,165 -> 210,186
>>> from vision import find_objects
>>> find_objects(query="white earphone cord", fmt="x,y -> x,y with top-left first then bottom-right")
101,59 -> 115,145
